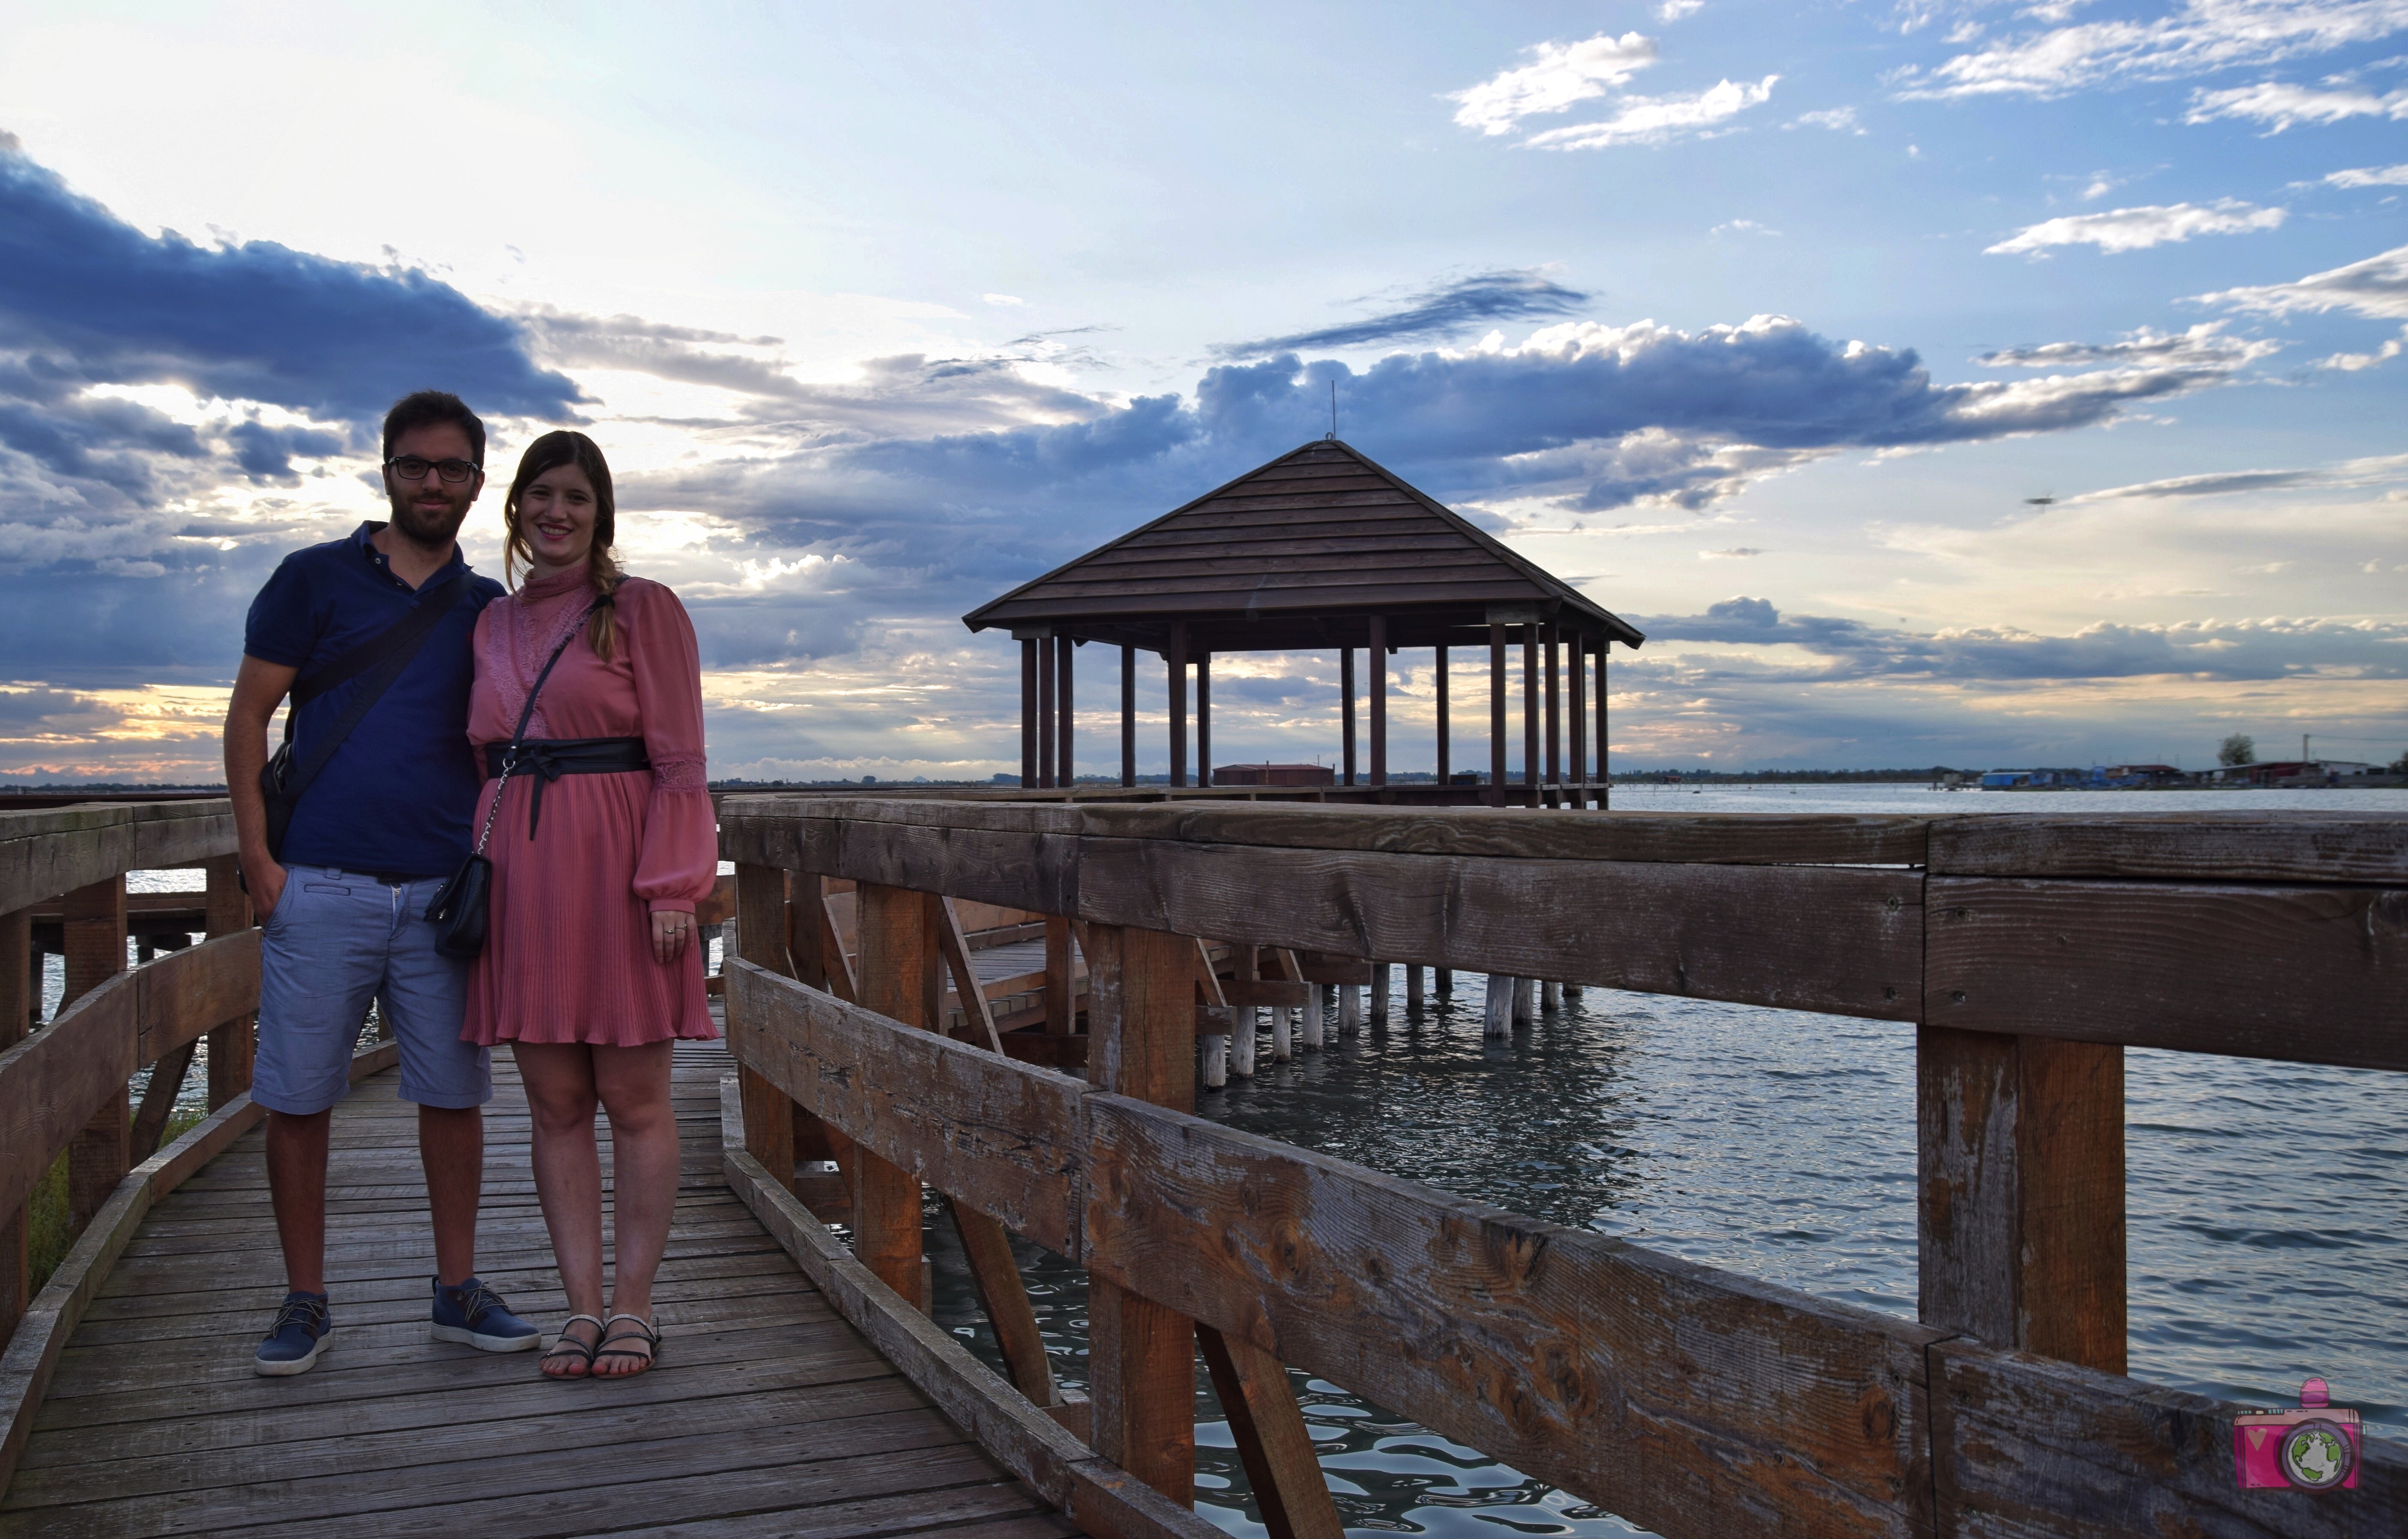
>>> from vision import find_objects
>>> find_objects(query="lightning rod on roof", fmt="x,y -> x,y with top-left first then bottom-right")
1328,380 -> 1336,441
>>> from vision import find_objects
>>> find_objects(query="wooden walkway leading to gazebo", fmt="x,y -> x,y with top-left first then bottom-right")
0,1041 -> 1074,1539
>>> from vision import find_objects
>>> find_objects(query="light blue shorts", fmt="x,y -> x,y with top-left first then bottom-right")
254,865 -> 491,1115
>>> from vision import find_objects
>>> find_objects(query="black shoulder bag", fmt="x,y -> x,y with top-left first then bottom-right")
425,602 -> 595,960
259,573 -> 471,861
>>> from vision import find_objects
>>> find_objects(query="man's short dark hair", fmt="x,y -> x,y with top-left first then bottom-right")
381,391 -> 486,465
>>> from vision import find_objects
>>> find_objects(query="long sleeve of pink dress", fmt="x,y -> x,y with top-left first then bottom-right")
461,569 -> 719,1047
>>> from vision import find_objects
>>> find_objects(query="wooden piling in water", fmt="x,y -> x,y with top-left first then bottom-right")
1482,974 -> 1512,1038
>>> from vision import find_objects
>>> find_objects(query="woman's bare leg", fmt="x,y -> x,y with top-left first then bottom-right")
513,1042 -> 605,1377
589,1040 -> 679,1374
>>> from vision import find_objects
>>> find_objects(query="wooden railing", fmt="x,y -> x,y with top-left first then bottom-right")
718,797 -> 2405,1539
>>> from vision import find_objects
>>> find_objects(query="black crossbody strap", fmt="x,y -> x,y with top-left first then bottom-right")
474,600 -> 597,856
279,573 -> 472,800
285,571 -> 472,717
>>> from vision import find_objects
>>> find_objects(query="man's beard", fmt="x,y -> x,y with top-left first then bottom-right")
386,485 -> 474,550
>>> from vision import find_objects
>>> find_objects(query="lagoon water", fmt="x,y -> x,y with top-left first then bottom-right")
919,784 -> 2407,1539
77,787 -> 2407,1536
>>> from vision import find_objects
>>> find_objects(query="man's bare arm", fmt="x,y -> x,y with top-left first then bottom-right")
224,655 -> 299,917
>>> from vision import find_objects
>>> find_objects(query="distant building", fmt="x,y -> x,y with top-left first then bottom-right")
1213,763 -> 1336,787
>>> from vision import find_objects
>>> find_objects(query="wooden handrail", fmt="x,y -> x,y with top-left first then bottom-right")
718,798 -> 2408,1539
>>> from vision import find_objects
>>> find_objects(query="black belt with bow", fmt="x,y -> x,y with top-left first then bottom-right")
484,736 -> 651,838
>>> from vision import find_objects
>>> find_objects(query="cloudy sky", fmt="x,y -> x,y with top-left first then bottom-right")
2,0 -> 2404,782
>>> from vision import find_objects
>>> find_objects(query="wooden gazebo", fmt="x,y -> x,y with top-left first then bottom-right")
962,438 -> 1645,805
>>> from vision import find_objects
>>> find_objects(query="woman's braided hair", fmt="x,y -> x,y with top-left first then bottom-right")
502,429 -> 624,661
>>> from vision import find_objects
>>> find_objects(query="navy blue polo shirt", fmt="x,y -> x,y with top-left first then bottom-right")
244,522 -> 505,877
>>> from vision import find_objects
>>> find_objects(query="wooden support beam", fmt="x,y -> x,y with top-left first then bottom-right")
937,897 -> 1007,1053
1120,644 -> 1136,788
949,1194 -> 1062,1406
1488,624 -> 1507,809
1167,622 -> 1188,789
1043,913 -> 1075,1035
1196,1325 -> 1346,1539
0,905 -> 29,1344
1082,919 -> 1199,1505
1513,977 -> 1535,1026
1596,642 -> 1609,804
734,863 -> 799,1195
1483,974 -> 1512,1038
854,882 -> 938,1309
1433,644 -> 1449,785
1405,964 -> 1424,1012
1543,625 -> 1561,796
62,876 -> 127,1234
201,856 -> 251,1110
1337,982 -> 1361,1038
1057,633 -> 1074,790
1230,945 -> 1258,1079
1522,626 -> 1540,803
127,1040 -> 196,1163
1339,646 -> 1355,787
1368,963 -> 1389,1029
1567,634 -> 1587,798
1367,615 -> 1386,788
817,884 -> 859,1004
1196,654 -> 1211,791
1918,1026 -> 2127,1373
1037,634 -> 1057,791
1022,637 -> 1039,789
1436,966 -> 1453,996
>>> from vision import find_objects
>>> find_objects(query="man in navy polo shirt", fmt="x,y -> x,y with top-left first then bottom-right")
223,390 -> 541,1375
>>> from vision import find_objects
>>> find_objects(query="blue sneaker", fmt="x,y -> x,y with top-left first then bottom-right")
431,1275 -> 542,1352
254,1291 -> 331,1376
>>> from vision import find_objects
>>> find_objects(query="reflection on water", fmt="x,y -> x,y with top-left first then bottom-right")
921,785 -> 2408,1539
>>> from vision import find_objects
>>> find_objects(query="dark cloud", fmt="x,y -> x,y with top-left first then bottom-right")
0,138 -> 581,523
1633,598 -> 2408,682
1214,270 -> 1592,358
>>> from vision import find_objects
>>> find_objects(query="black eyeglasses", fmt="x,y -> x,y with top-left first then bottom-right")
385,456 -> 481,483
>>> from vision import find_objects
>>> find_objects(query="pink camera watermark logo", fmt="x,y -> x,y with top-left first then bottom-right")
2234,1379 -> 2360,1493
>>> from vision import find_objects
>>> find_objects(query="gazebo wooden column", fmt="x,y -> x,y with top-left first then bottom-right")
1522,625 -> 1540,806
1020,637 -> 1038,788
1435,644 -> 1450,784
1037,635 -> 1056,789
1368,615 -> 1387,786
1119,645 -> 1136,787
1340,647 -> 1356,786
1056,635 -> 1074,788
1568,633 -> 1588,807
1488,624 -> 1507,809
1197,654 -> 1212,789
1167,621 -> 1189,788
1544,625 -> 1561,797
1596,643 -> 1609,803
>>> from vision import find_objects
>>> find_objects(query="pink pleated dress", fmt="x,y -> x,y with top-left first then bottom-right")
461,568 -> 720,1047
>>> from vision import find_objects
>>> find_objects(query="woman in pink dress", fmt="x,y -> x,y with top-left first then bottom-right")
463,430 -> 717,1380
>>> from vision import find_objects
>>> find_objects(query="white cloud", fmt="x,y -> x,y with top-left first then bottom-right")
2068,450 -> 2408,500
982,293 -> 1026,307
1985,199 -> 2287,254
1658,0 -> 1706,18
2187,79 -> 2408,129
2325,162 -> 2408,185
1447,32 -> 1659,135
1700,546 -> 1764,558
2318,324 -> 2408,368
2199,241 -> 2408,317
1793,106 -> 1867,132
1711,218 -> 1783,235
1977,322 -> 2281,369
1523,76 -> 1781,150
1893,0 -> 2408,100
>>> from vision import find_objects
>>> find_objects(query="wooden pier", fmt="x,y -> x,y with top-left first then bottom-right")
3,795 -> 2403,1538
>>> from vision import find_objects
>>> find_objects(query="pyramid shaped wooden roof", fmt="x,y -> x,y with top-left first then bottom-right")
962,438 -> 1644,655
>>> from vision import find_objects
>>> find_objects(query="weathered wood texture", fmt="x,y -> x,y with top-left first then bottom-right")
725,956 -> 2405,1539
4,1039 -> 1075,1539
0,801 -> 233,917
1927,811 -> 2408,883
1917,1028 -> 2126,1374
1925,878 -> 2405,1070
721,798 -> 2407,1065
1079,839 -> 1923,1018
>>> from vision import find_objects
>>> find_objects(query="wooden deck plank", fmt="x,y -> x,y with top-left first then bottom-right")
0,1041 -> 1058,1539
